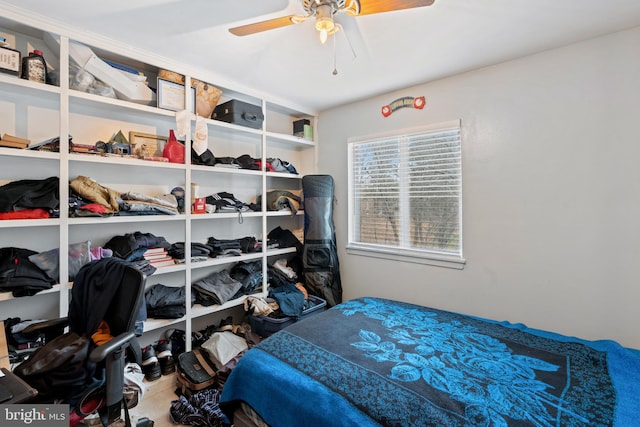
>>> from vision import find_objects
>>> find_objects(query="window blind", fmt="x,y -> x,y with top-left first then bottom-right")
349,122 -> 462,258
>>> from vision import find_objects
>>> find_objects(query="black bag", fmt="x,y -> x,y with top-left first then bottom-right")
14,331 -> 91,399
176,348 -> 217,397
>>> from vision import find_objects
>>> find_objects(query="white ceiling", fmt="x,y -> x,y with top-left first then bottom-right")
3,0 -> 640,112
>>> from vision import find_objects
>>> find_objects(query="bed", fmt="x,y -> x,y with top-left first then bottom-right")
219,297 -> 640,426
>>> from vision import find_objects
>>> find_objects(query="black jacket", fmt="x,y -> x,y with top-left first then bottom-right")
68,257 -> 131,336
0,247 -> 55,296
0,176 -> 59,212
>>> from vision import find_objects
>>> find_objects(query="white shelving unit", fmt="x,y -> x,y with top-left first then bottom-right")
0,9 -> 317,349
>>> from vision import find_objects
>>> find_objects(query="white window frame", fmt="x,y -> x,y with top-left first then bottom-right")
347,119 -> 465,269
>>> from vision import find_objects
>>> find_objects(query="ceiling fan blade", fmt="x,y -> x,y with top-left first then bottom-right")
355,0 -> 435,16
229,15 -> 301,36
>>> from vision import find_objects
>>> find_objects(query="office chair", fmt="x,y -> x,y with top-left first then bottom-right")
15,257 -> 150,427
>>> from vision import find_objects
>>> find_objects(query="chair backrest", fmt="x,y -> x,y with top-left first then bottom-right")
68,258 -> 145,339
102,263 -> 145,336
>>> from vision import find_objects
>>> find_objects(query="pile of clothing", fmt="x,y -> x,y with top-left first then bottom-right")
0,247 -> 55,296
205,192 -> 257,214
0,177 -> 59,219
168,319 -> 262,426
69,175 -> 179,217
0,242 -> 115,297
191,260 -> 264,307
266,226 -> 303,253
190,151 -> 298,175
258,190 -> 302,214
167,236 -> 260,263
207,237 -> 260,258
104,231 -> 172,276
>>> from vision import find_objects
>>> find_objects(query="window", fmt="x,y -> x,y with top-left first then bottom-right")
347,120 -> 464,268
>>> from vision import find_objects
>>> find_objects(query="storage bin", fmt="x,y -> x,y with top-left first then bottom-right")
212,99 -> 264,129
249,295 -> 326,337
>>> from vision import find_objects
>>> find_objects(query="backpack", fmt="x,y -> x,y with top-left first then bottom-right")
14,332 -> 91,400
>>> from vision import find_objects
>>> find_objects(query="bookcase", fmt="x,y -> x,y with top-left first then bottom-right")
0,7 -> 317,349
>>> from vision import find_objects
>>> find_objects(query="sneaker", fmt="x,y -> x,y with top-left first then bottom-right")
154,339 -> 175,375
124,362 -> 146,407
141,345 -> 161,381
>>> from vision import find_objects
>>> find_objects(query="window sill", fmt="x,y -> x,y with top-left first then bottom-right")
345,244 -> 466,270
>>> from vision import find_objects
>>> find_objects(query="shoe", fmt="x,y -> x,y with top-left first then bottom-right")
136,417 -> 155,427
154,339 -> 175,375
140,345 -> 161,381
124,362 -> 146,407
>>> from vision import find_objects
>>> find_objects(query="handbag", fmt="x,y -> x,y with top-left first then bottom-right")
163,129 -> 185,164
175,348 -> 217,397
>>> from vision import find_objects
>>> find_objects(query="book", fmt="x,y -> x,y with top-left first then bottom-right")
0,134 -> 29,149
1,134 -> 30,146
143,247 -> 168,258
144,252 -> 170,261
144,247 -> 167,255
0,140 -> 28,149
71,143 -> 96,152
148,258 -> 176,268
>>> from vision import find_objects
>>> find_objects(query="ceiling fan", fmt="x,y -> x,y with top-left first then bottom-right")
229,0 -> 436,44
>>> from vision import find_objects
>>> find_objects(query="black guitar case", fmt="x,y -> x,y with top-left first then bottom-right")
302,175 -> 342,307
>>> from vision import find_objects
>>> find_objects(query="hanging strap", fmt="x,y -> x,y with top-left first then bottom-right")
194,349 -> 216,377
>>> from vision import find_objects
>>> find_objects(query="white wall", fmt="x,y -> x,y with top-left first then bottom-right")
317,26 -> 640,349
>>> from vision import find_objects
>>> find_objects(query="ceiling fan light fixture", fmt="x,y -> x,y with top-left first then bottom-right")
315,4 -> 335,44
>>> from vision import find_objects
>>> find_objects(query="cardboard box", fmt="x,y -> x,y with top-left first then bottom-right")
75,45 -> 154,104
45,32 -> 154,104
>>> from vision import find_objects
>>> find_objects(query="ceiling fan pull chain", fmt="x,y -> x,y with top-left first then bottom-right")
332,31 -> 338,75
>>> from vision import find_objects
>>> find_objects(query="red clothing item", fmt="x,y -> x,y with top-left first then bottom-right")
79,203 -> 108,214
0,208 -> 50,219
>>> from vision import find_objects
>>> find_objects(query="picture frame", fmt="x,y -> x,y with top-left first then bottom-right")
129,131 -> 168,158
0,46 -> 20,76
157,78 -> 196,112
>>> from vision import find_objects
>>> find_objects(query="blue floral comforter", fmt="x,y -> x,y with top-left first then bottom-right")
220,297 -> 640,426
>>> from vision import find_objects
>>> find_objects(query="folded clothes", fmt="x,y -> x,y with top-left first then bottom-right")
145,284 -> 192,319
192,270 -> 242,307
207,236 -> 260,257
168,242 -> 213,260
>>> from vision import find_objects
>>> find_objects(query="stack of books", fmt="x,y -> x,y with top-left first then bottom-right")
71,143 -> 99,154
0,134 -> 30,149
143,247 -> 176,268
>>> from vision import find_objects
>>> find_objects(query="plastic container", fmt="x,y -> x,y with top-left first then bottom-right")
21,49 -> 47,83
249,295 -> 326,338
